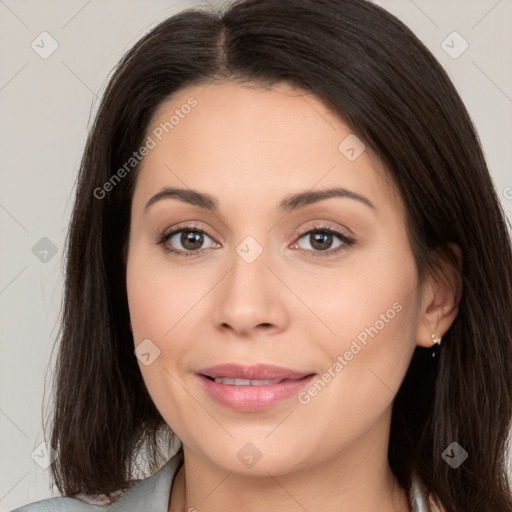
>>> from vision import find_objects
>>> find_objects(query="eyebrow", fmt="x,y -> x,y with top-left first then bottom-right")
144,186 -> 375,213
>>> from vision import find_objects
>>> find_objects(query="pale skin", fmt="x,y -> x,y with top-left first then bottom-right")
126,81 -> 461,512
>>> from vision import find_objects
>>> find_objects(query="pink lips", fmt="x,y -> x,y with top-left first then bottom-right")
197,364 -> 315,412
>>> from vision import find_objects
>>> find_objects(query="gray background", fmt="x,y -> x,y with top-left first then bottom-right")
1,0 -> 511,508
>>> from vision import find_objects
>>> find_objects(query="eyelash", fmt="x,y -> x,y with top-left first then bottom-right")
155,223 -> 356,259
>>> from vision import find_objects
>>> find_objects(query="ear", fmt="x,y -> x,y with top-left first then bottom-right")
416,243 -> 463,348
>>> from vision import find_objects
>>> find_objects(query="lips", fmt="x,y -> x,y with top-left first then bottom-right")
196,364 -> 316,412
198,363 -> 312,381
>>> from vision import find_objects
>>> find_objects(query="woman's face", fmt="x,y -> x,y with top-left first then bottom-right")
126,81 -> 427,476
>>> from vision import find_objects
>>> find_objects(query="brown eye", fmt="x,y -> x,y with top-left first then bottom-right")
292,226 -> 356,257
178,230 -> 205,251
295,228 -> 353,254
156,226 -> 218,257
308,231 -> 335,251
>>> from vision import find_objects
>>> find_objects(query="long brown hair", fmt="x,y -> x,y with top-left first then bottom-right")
46,0 -> 512,510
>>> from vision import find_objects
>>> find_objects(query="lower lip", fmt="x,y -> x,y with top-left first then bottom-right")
197,374 -> 316,412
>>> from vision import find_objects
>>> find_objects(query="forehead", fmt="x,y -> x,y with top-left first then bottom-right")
133,80 -> 398,213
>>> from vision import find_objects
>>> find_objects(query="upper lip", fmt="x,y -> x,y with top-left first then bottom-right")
198,364 -> 314,381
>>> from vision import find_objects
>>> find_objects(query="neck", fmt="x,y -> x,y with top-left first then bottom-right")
169,410 -> 411,512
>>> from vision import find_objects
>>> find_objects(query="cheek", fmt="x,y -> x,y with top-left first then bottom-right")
126,246 -> 204,346
294,249 -> 420,425
126,246 -> 219,416
290,239 -> 419,349
126,249 -> 202,438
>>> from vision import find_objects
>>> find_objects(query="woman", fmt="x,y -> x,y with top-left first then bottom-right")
12,0 -> 512,511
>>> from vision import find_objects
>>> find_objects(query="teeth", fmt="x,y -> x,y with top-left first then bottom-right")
250,379 -> 281,386
213,377 -> 282,386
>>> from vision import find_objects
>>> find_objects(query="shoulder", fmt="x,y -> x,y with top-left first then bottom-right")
10,451 -> 184,512
10,497 -> 103,512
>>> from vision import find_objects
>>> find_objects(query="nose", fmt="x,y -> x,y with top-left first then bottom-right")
212,243 -> 289,338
